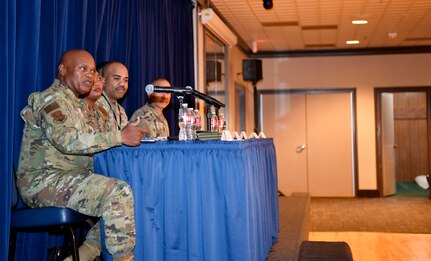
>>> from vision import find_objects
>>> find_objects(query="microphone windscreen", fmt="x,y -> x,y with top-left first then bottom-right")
145,84 -> 154,94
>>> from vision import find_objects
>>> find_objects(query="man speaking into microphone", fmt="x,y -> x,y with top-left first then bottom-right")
130,78 -> 172,139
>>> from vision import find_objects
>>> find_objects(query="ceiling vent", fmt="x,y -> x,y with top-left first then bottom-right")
302,25 -> 338,30
201,8 -> 238,47
262,21 -> 299,27
305,44 -> 336,48
405,37 -> 431,41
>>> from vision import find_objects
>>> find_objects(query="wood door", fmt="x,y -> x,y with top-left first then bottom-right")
306,93 -> 354,197
381,93 -> 396,196
393,92 -> 429,181
261,91 -> 355,197
261,93 -> 308,194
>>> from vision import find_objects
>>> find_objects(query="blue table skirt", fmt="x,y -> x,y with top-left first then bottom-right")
94,138 -> 279,261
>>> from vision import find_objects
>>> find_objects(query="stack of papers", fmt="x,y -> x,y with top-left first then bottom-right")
196,131 -> 222,140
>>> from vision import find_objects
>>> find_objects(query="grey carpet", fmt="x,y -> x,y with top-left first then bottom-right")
267,193 -> 311,261
310,196 -> 431,234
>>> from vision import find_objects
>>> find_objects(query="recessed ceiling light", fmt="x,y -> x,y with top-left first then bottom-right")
346,40 -> 360,45
352,20 -> 368,25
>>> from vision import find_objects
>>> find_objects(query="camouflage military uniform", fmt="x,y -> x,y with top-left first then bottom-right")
80,100 -> 111,133
96,92 -> 129,131
79,100 -> 111,170
17,79 -> 136,258
130,102 -> 170,139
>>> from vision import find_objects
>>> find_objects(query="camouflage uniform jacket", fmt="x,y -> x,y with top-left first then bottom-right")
80,100 -> 111,133
79,100 -> 111,170
17,79 -> 122,199
96,92 -> 129,131
130,102 -> 170,139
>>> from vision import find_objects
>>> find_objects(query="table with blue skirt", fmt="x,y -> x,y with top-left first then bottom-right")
94,138 -> 279,261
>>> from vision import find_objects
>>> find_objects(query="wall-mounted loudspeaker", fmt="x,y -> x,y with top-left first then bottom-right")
242,59 -> 262,83
206,60 -> 222,82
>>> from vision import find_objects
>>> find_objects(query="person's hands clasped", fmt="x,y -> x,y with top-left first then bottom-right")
121,117 -> 147,146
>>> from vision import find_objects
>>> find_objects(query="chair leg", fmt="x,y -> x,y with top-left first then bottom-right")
65,225 -> 80,261
78,218 -> 97,245
8,230 -> 17,261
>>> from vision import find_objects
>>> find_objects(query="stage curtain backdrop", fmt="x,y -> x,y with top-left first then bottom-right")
0,0 -> 194,260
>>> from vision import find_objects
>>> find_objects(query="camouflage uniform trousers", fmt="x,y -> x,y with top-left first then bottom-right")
23,170 -> 135,258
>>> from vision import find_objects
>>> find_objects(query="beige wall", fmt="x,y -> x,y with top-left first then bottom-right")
258,53 -> 431,190
194,6 -> 431,190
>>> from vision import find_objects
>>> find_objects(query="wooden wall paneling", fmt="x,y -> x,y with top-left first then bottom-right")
395,120 -> 410,181
393,92 -> 428,181
415,120 -> 429,179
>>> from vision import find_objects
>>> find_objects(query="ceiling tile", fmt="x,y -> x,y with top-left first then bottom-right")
210,0 -> 431,52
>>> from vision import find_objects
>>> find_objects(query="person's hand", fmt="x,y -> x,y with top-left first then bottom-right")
121,118 -> 147,146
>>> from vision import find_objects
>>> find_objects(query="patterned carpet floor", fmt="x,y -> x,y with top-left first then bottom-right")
310,196 -> 431,234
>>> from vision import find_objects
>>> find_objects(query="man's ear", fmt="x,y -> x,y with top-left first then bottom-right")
58,64 -> 66,76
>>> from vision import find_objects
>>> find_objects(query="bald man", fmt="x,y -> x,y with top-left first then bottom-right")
96,61 -> 130,131
130,78 -> 172,139
17,49 -> 144,261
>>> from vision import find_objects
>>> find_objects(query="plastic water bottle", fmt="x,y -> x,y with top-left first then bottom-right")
210,111 -> 219,132
178,103 -> 188,140
193,109 -> 201,139
186,108 -> 194,140
218,113 -> 226,132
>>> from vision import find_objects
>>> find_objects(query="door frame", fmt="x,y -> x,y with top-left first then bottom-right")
256,88 -> 359,196
375,87 -> 431,197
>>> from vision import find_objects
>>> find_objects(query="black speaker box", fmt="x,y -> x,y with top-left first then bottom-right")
242,59 -> 262,83
206,60 -> 222,82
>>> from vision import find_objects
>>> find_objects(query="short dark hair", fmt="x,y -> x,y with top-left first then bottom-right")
96,61 -> 114,77
151,77 -> 171,85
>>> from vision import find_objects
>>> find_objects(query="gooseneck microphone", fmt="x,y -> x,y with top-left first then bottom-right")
145,84 -> 192,95
145,84 -> 225,108
184,86 -> 225,108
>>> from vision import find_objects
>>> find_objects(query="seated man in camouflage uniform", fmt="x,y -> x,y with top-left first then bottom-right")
17,49 -> 146,261
130,78 -> 172,139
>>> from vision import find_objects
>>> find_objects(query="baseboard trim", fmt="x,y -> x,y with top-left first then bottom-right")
356,190 -> 380,198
